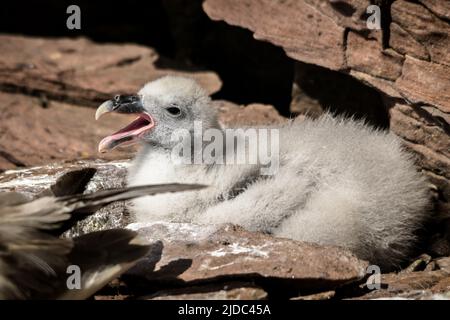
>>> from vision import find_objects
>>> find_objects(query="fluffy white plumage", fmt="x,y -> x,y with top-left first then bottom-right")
127,76 -> 431,270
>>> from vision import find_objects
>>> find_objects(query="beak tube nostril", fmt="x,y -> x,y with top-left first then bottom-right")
96,95 -> 144,120
95,100 -> 113,120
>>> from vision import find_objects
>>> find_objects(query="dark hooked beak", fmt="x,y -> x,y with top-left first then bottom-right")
95,95 -> 145,120
95,95 -> 155,153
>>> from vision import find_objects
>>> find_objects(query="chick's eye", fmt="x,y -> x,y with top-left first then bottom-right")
166,106 -> 181,116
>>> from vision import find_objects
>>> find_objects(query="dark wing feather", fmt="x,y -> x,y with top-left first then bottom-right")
0,183 -> 206,299
54,183 -> 206,234
58,229 -> 150,300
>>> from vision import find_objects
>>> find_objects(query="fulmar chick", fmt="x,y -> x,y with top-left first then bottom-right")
96,76 -> 431,270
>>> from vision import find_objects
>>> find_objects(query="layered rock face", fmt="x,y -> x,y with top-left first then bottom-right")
0,35 -> 214,169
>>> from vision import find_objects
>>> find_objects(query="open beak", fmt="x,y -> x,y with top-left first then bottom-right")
96,95 -> 155,153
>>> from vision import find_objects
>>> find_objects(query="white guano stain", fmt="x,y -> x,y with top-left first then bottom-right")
0,174 -> 54,189
209,242 -> 270,258
0,160 -> 130,191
